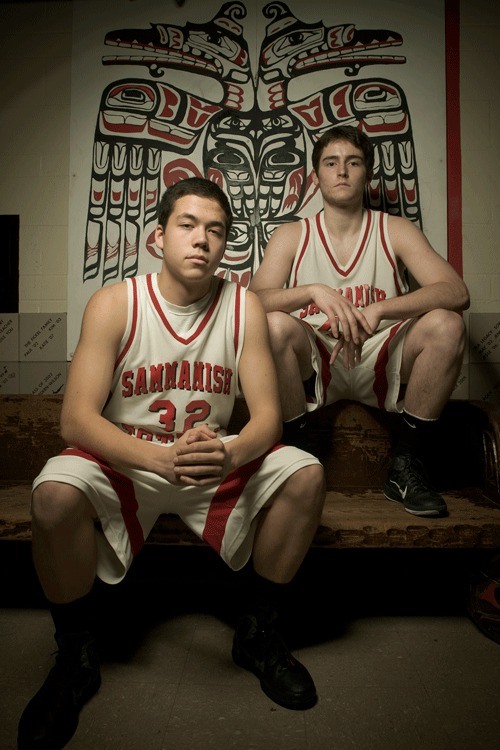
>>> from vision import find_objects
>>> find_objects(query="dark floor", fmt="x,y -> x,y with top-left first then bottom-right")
1,543 -> 499,750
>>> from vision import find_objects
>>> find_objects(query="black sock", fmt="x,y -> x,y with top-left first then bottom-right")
282,413 -> 308,442
49,589 -> 96,638
395,410 -> 439,459
246,571 -> 289,623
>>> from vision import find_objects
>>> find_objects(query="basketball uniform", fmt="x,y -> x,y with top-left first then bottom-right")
288,209 -> 414,412
33,274 -> 320,584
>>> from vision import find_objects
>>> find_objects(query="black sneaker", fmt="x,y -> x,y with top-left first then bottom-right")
384,453 -> 448,516
17,631 -> 101,750
232,612 -> 317,710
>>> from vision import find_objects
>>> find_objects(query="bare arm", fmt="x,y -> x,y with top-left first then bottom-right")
328,216 -> 470,369
249,222 -> 306,311
250,222 -> 372,343
60,283 -> 186,481
365,215 -> 470,325
223,290 -> 283,468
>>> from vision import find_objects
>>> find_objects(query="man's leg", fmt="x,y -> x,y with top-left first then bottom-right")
251,464 -> 325,584
18,482 -> 101,750
384,309 -> 466,516
232,464 -> 325,710
266,311 -> 314,422
400,309 -> 466,419
265,311 -> 321,452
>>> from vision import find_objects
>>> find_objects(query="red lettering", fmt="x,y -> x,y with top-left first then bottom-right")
136,429 -> 153,441
121,371 -> 133,397
213,365 -> 224,393
184,400 -> 211,430
354,285 -> 365,307
223,368 -> 233,395
149,363 -> 163,392
204,363 -> 213,393
192,361 -> 205,391
134,367 -> 148,396
178,360 -> 191,389
164,361 -> 178,389
149,399 -> 176,433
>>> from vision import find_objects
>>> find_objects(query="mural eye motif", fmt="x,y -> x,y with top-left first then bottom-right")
83,1 -> 418,287
263,114 -> 293,131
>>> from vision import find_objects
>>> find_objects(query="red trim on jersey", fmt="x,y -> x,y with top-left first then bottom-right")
292,218 -> 311,287
379,214 -> 404,296
233,283 -> 241,355
115,276 -> 139,369
61,447 -> 144,556
147,274 -> 224,344
202,445 -> 281,554
316,210 -> 372,278
372,321 -> 406,409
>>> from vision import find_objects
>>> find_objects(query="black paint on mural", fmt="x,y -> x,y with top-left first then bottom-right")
83,2 -> 420,287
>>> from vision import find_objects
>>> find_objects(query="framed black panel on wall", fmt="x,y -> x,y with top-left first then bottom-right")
0,215 -> 19,313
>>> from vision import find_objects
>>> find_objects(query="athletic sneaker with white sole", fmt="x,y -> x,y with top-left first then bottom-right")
384,453 -> 448,517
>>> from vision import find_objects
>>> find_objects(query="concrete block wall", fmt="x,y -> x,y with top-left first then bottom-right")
0,312 -> 67,395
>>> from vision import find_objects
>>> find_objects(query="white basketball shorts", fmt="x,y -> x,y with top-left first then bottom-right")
32,436 -> 320,585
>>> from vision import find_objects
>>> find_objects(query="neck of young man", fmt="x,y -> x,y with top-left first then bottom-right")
157,269 -> 214,307
322,197 -> 365,240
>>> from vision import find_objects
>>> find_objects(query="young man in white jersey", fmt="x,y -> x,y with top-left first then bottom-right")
250,125 -> 469,518
18,178 -> 325,750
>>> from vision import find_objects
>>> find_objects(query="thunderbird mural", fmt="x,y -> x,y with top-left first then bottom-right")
83,1 -> 420,288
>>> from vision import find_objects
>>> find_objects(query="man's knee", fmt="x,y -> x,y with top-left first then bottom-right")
433,310 -> 466,361
290,464 -> 326,519
424,308 -> 464,336
431,308 -> 464,333
32,482 -> 93,531
267,310 -> 311,365
267,311 -> 293,347
413,309 -> 466,356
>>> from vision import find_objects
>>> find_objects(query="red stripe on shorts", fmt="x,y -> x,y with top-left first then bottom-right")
202,445 -> 280,554
61,448 -> 144,556
372,321 -> 406,410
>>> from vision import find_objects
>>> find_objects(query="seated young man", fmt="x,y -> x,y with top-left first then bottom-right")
18,178 -> 325,750
250,125 -> 469,518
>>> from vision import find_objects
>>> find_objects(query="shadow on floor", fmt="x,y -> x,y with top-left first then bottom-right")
1,541 -> 493,658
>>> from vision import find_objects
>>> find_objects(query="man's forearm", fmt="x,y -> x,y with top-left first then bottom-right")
225,415 -> 282,470
373,282 -> 469,322
60,408 -> 173,474
254,285 -> 314,314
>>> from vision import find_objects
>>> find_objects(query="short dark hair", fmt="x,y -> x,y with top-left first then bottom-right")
312,125 -> 375,178
157,177 -> 233,233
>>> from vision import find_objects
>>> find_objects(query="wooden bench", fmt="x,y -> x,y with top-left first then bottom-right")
1,394 -> 500,549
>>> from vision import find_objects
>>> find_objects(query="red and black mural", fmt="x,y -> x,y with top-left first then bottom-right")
83,1 -> 420,288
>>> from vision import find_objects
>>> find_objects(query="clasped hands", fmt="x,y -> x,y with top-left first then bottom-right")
170,424 -> 231,486
312,285 -> 376,369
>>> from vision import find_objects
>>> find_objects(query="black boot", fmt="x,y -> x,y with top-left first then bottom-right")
232,608 -> 317,710
17,631 -> 101,750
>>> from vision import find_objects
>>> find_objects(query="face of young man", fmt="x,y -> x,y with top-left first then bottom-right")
313,139 -> 369,207
155,194 -> 228,302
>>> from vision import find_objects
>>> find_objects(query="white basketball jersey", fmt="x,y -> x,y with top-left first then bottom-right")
289,209 -> 409,331
103,274 -> 245,444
